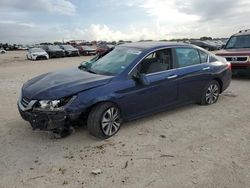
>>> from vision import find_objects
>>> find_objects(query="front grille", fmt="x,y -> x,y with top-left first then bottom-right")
225,56 -> 248,63
21,97 -> 30,108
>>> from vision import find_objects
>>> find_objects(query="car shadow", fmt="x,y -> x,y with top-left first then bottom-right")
123,103 -> 199,130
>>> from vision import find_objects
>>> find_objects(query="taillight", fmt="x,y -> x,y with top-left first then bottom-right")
227,62 -> 231,70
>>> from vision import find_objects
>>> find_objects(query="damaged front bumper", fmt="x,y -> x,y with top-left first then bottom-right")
17,98 -> 81,132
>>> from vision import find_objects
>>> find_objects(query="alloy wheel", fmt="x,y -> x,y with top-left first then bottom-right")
101,107 -> 121,136
206,84 -> 219,104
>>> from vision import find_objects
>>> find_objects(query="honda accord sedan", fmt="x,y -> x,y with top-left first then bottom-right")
18,42 -> 232,139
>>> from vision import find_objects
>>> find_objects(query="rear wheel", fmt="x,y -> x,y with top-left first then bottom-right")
201,80 -> 220,105
87,102 -> 122,139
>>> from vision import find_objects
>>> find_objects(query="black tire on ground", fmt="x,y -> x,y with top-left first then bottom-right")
200,80 -> 221,105
87,102 -> 122,139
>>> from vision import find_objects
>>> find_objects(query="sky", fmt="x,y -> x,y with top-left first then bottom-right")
0,0 -> 250,44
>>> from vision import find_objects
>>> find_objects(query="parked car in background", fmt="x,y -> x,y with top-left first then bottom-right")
0,48 -> 6,54
17,45 -> 28,50
18,42 -> 231,139
190,40 -> 219,51
42,45 -> 65,58
77,46 -> 96,56
60,45 -> 79,57
27,48 -> 49,60
216,29 -> 250,74
96,44 -> 114,55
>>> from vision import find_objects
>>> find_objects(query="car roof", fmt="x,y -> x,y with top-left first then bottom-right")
119,41 -> 191,50
233,29 -> 250,36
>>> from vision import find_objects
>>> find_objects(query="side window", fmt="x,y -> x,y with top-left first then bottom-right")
175,48 -> 200,68
199,50 -> 209,63
139,49 -> 172,74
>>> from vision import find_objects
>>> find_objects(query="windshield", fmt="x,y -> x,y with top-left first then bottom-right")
48,45 -> 61,50
62,45 -> 75,50
87,47 -> 141,76
31,48 -> 44,52
225,35 -> 250,49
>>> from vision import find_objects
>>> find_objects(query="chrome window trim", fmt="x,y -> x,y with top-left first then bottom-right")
128,46 -> 211,77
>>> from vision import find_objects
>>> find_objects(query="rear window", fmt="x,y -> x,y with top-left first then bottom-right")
199,50 -> 209,63
209,55 -> 218,63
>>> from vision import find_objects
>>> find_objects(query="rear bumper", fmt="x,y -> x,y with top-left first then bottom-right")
221,69 -> 232,92
18,101 -> 81,131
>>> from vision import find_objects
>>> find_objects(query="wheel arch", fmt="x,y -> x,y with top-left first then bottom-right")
83,100 -> 122,119
213,77 -> 223,93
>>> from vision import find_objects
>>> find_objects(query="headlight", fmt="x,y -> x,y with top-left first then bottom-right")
39,100 -> 60,109
36,96 -> 76,110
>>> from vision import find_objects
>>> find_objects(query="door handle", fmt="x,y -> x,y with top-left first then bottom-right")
202,67 -> 210,71
167,75 -> 178,79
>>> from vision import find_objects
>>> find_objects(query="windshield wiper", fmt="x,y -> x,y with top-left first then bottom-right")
85,69 -> 97,74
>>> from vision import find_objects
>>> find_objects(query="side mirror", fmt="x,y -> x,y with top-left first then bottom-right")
79,61 -> 88,68
132,73 -> 150,85
221,44 -> 225,49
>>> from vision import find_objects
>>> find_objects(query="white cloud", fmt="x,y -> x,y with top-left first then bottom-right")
139,0 -> 200,23
62,24 -> 167,42
0,20 -> 36,28
44,0 -> 76,15
1,0 -> 250,43
0,0 -> 76,16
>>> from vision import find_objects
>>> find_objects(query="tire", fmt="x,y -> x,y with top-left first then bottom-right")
87,102 -> 122,139
201,80 -> 220,105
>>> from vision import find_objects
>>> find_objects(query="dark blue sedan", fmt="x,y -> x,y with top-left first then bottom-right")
18,42 -> 232,139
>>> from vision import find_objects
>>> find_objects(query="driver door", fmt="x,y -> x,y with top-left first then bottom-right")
119,48 -> 179,119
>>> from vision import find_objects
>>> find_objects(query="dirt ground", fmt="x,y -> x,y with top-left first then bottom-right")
0,51 -> 249,188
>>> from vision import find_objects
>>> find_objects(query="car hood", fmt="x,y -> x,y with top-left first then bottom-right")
30,52 -> 47,55
22,68 -> 113,100
216,48 -> 250,56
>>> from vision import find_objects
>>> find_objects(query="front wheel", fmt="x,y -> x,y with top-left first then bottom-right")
201,80 -> 220,105
87,102 -> 122,139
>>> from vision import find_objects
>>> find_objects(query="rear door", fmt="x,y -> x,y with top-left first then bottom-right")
174,47 -> 212,102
